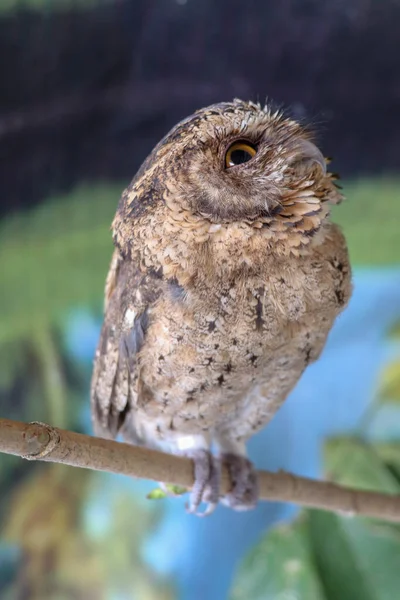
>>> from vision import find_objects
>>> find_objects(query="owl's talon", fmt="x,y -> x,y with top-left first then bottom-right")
221,453 -> 259,510
185,449 -> 220,516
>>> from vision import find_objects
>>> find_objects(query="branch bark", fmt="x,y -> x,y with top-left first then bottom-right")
1,417 -> 400,522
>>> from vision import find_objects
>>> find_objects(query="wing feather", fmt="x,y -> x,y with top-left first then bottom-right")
91,250 -> 162,440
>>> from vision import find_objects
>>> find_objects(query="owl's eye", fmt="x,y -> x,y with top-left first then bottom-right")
225,141 -> 257,168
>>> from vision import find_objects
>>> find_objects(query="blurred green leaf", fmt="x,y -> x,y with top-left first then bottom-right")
387,321 -> 400,341
332,178 -> 400,266
308,510 -> 400,600
230,518 -> 326,600
0,342 -> 27,390
147,488 -> 167,501
232,436 -> 400,600
308,511 -> 373,600
0,184 -> 121,345
166,484 -> 188,495
310,437 -> 400,599
375,443 -> 400,483
323,437 -> 400,494
147,484 -> 187,500
377,361 -> 400,404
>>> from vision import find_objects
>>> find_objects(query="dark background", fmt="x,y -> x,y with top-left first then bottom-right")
1,0 -> 399,217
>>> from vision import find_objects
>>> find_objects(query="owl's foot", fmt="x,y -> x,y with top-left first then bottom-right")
221,453 -> 259,511
185,449 -> 220,516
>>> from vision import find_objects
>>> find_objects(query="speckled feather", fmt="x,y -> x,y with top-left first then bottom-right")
91,99 -> 351,459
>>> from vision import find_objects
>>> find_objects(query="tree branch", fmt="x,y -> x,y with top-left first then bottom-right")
1,417 -> 400,522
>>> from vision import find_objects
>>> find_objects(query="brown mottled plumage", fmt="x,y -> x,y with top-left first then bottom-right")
91,99 -> 351,514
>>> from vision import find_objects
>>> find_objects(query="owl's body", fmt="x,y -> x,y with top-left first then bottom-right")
92,100 -> 351,512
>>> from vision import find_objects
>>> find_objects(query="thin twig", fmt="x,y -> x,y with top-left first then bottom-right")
1,417 -> 400,522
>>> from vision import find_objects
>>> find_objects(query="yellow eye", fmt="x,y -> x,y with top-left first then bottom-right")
225,141 -> 257,168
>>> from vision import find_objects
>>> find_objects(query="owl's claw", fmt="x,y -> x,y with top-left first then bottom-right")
185,449 -> 220,516
184,450 -> 258,515
220,453 -> 259,510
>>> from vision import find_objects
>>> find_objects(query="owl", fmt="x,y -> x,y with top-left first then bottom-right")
91,99 -> 351,515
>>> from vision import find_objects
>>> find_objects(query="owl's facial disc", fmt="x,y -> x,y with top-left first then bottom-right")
179,104 -> 337,226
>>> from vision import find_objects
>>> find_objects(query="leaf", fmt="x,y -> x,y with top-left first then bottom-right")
387,321 -> 400,341
0,184 -> 119,346
146,485 -> 187,500
308,510 -> 400,600
147,488 -> 167,500
323,437 -> 400,494
306,436 -> 400,600
331,178 -> 400,266
324,437 -> 400,543
166,484 -> 188,495
231,432 -> 400,599
374,443 -> 400,483
377,361 -> 400,404
0,342 -> 27,390
230,518 -> 326,600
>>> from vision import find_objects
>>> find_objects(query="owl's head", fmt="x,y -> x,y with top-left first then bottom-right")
163,99 -> 341,223
113,99 -> 342,263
